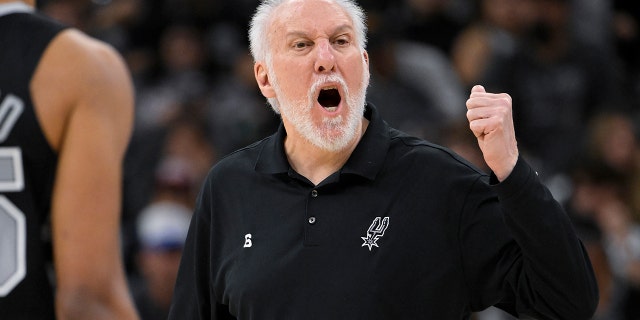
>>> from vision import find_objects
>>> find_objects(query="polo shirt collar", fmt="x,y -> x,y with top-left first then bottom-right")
254,103 -> 390,181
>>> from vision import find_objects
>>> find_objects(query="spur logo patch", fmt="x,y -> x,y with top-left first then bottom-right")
361,217 -> 389,251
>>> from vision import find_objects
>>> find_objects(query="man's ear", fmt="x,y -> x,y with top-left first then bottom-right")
363,50 -> 369,66
254,62 -> 275,98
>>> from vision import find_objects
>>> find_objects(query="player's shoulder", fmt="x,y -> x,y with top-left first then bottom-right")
32,26 -> 133,138
51,29 -> 126,75
38,27 -> 133,109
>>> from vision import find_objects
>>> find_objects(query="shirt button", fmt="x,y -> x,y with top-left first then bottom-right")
308,217 -> 316,224
311,190 -> 318,197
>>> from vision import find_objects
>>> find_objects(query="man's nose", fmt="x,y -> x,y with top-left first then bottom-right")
314,40 -> 335,73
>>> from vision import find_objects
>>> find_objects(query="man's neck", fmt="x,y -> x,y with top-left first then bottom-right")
284,118 -> 369,186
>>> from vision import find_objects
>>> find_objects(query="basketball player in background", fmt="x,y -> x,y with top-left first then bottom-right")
0,0 -> 139,319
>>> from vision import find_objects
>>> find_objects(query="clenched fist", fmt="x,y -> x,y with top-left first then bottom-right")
466,85 -> 519,181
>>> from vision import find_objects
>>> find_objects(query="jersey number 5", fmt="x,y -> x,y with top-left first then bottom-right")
0,94 -> 26,297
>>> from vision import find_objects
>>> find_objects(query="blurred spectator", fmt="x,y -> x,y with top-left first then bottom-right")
587,232 -> 621,320
204,21 -> 247,74
585,112 -> 640,224
596,201 -> 640,320
206,50 -> 280,155
586,113 -> 639,174
613,0 -> 640,108
451,0 -> 536,88
124,108 -> 216,217
572,0 -> 613,52
395,0 -> 467,56
152,155 -> 200,208
581,113 -> 640,319
569,200 -> 620,320
135,24 -> 210,131
367,31 -> 466,142
160,113 -> 216,192
130,201 -> 192,320
38,0 -> 91,29
475,0 -> 625,178
367,35 -> 446,141
567,160 -> 640,320
122,110 -> 216,272
89,0 -> 144,52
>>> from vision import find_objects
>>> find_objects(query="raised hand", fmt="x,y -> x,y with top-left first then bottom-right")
466,85 -> 519,181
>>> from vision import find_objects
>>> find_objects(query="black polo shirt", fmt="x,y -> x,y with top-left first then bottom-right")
169,104 -> 598,320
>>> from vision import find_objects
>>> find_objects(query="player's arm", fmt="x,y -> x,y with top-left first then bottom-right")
35,29 -> 139,319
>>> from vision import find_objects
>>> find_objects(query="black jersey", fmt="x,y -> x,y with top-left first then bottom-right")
169,104 -> 598,319
0,5 -> 66,319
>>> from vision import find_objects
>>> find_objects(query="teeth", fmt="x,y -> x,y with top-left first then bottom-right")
321,86 -> 338,91
324,107 -> 338,112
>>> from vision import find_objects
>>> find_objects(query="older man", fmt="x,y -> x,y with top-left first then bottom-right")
169,0 -> 598,319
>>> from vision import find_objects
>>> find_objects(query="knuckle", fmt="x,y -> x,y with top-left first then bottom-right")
465,109 -> 474,120
500,93 -> 512,105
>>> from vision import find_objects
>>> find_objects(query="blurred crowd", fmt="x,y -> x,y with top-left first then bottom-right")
35,0 -> 640,319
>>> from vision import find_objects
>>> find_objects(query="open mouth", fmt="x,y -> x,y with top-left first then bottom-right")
317,87 -> 341,112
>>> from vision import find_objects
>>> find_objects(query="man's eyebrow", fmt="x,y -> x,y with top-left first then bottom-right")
285,24 -> 355,39
332,24 -> 354,35
285,31 -> 309,39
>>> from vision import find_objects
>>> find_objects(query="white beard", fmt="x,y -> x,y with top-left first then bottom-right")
268,69 -> 370,152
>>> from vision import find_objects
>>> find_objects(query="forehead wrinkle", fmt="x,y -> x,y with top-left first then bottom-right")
274,0 -> 354,33
266,0 -> 362,58
285,24 -> 354,40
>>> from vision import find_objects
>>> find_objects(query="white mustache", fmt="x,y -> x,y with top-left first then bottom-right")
309,74 -> 349,101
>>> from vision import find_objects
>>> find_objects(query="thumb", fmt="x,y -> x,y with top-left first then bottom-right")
471,84 -> 486,94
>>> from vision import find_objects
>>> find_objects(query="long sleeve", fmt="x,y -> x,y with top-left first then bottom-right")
460,157 -> 598,319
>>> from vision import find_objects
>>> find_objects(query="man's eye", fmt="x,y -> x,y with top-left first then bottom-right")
294,42 -> 310,49
334,38 -> 350,46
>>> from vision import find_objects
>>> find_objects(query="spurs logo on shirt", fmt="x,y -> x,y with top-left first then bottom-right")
361,217 -> 389,251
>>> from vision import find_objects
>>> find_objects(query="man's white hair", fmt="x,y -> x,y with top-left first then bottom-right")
248,0 -> 368,64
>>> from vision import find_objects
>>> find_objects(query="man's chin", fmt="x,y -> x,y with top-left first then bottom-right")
305,129 -> 353,152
